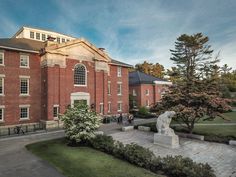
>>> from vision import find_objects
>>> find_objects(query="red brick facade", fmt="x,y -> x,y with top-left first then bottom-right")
0,45 -> 130,127
129,84 -> 166,108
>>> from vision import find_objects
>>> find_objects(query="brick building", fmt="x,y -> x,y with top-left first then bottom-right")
129,71 -> 172,108
0,26 -> 131,130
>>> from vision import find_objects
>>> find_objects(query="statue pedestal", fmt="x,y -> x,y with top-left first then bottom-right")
154,133 -> 179,149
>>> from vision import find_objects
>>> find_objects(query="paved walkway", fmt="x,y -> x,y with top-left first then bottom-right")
110,130 -> 236,177
0,130 -> 65,177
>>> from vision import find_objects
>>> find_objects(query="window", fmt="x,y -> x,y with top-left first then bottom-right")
53,105 -> 59,118
117,102 -> 122,112
0,107 -> 4,121
74,64 -> 87,86
145,89 -> 149,95
108,102 -> 111,113
146,100 -> 149,107
108,81 -> 111,95
0,77 -> 4,95
42,34 -> 46,41
20,78 -> 29,95
36,32 -> 40,40
0,52 -> 4,65
30,31 -> 34,39
62,38 -> 65,43
132,100 -> 137,108
132,89 -> 136,96
20,55 -> 29,68
117,67 -> 122,77
99,103 -> 104,114
20,106 -> 29,119
117,82 -> 122,95
57,37 -> 60,43
66,39 -> 70,42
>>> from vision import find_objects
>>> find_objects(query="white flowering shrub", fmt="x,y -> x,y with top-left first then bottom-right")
59,103 -> 101,143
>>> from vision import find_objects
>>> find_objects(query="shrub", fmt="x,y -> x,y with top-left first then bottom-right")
113,141 -> 125,159
138,106 -> 149,115
59,103 -> 101,144
160,156 -> 215,177
123,143 -> 155,169
89,134 -> 115,154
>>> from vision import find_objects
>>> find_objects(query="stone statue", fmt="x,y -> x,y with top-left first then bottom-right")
156,111 -> 176,136
154,111 -> 179,148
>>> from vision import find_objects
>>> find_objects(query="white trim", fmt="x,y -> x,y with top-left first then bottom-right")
70,92 -> 90,107
74,63 -> 87,87
20,77 -> 30,96
0,74 -> 5,77
0,46 -> 39,54
153,80 -> 172,85
19,106 -> 30,120
19,104 -> 30,108
108,102 -> 111,113
117,82 -> 122,96
19,75 -> 30,78
20,54 -> 30,68
0,51 -> 4,66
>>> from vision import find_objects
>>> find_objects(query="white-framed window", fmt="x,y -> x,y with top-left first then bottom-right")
0,106 -> 5,122
74,64 -> 87,86
117,67 -> 122,77
0,51 -> 4,65
42,34 -> 46,41
117,82 -> 122,95
0,76 -> 4,95
117,102 -> 122,112
99,103 -> 104,114
146,100 -> 150,107
36,32 -> 40,40
145,89 -> 149,95
19,105 -> 30,120
30,31 -> 34,39
57,37 -> 60,43
132,89 -> 136,96
108,102 -> 111,113
20,54 -> 29,68
108,81 -> 111,95
62,38 -> 65,43
53,105 -> 59,118
20,77 -> 29,95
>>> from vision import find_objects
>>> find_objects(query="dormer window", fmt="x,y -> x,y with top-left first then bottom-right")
36,33 -> 40,40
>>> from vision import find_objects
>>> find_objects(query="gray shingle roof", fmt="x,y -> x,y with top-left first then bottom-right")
129,71 -> 167,85
0,38 -> 44,52
110,59 -> 133,68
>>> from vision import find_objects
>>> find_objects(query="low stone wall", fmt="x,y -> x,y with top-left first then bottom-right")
176,132 -> 204,141
229,140 -> 236,146
138,126 -> 151,132
122,126 -> 134,131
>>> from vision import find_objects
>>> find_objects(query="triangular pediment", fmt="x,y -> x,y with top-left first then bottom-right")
45,38 -> 110,62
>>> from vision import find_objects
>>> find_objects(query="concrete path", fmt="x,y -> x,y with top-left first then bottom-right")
0,130 -> 65,177
110,130 -> 236,177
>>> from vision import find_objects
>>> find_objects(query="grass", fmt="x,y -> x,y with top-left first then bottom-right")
26,138 -> 163,177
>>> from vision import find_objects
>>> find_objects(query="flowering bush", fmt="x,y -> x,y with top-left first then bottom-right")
59,103 -> 101,143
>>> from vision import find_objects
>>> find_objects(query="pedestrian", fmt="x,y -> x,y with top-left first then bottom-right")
118,113 -> 123,124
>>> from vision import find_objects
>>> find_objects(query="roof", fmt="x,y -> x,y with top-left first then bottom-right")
110,59 -> 133,68
129,71 -> 171,85
0,38 -> 44,53
12,26 -> 76,39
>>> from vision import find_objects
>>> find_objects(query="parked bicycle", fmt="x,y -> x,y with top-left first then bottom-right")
13,125 -> 25,135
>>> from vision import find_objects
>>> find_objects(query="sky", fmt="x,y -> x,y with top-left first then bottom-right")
0,0 -> 235,69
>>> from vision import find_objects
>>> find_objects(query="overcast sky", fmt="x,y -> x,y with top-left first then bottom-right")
0,0 -> 235,69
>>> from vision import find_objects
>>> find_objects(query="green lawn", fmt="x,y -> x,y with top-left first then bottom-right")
26,138 -> 163,177
192,125 -> 236,136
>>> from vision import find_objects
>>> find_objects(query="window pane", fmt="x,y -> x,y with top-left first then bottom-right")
62,38 -> 65,43
0,53 -> 3,64
74,64 -> 86,85
30,31 -> 34,39
57,37 -> 60,43
36,33 -> 40,40
20,107 -> 28,119
20,78 -> 28,94
0,109 -> 3,120
0,78 -> 3,94
20,55 -> 29,67
42,34 -> 46,41
53,106 -> 59,117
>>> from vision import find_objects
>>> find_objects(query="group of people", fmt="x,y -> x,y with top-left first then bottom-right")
117,113 -> 134,125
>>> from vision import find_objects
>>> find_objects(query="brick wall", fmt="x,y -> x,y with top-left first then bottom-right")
0,50 -> 41,125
